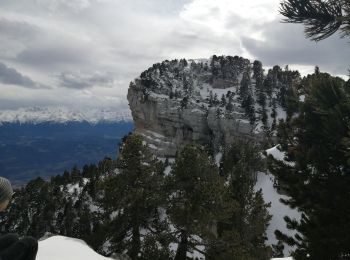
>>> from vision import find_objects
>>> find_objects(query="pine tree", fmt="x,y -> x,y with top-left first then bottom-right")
217,141 -> 272,260
242,93 -> 256,124
167,144 -> 231,260
101,134 -> 168,259
220,94 -> 227,107
253,60 -> 264,91
269,76 -> 350,259
70,166 -> 81,183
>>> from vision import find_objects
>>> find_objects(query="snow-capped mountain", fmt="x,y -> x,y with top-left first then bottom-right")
0,107 -> 132,125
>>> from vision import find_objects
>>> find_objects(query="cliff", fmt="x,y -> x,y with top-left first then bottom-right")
127,55 -> 300,156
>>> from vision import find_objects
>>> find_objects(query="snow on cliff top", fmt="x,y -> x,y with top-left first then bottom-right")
0,107 -> 132,125
38,235 -> 293,260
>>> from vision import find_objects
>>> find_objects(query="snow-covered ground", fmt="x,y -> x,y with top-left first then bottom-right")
255,172 -> 301,256
37,235 -> 293,260
37,236 -> 112,260
266,145 -> 295,167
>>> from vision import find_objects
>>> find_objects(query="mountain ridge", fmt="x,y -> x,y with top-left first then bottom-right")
0,107 -> 132,125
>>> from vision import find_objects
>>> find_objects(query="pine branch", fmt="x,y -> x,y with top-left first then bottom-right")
279,0 -> 344,41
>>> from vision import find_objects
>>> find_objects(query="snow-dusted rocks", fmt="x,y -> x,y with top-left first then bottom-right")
127,56 -> 278,157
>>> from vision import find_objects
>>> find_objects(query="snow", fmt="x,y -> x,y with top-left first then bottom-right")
145,130 -> 165,139
299,95 -> 305,102
266,145 -> 295,166
66,179 -> 88,195
164,165 -> 172,176
149,92 -> 169,99
215,152 -> 222,167
255,172 -> 301,256
37,236 -> 112,260
275,107 -> 287,122
148,143 -> 160,150
37,235 -> 294,260
0,107 -> 132,125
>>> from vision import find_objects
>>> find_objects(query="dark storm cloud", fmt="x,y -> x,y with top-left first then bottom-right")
57,72 -> 115,89
242,22 -> 350,75
0,62 -> 49,89
16,45 -> 89,69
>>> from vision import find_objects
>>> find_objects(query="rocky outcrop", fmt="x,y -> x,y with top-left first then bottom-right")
128,89 -> 252,157
127,56 -> 299,157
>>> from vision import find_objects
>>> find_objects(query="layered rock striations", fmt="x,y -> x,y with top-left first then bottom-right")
127,55 -> 300,157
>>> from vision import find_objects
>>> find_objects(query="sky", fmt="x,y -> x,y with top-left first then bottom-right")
0,0 -> 349,111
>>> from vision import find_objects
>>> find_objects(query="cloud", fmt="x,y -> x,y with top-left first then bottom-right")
16,44 -> 90,69
0,62 -> 49,89
0,0 -> 348,110
0,18 -> 39,40
57,71 -> 115,89
241,22 -> 350,76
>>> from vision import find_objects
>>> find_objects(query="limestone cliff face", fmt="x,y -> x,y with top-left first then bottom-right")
127,56 -> 299,157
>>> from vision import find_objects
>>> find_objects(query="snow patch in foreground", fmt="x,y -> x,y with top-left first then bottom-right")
37,236 -> 112,260
37,235 -> 293,260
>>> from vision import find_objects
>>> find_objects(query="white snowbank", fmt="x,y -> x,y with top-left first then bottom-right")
37,235 -> 293,260
37,236 -> 112,260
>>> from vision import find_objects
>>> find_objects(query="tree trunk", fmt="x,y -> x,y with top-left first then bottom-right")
175,230 -> 188,260
130,225 -> 141,260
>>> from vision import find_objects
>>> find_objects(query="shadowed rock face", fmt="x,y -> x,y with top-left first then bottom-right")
127,56 -> 297,157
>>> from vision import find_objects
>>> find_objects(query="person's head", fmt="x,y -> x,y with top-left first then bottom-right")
0,177 -> 13,212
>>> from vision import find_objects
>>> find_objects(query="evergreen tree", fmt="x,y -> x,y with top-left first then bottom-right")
220,94 -> 227,107
70,166 -> 81,183
269,76 -> 350,259
101,134 -> 168,259
253,60 -> 264,91
216,141 -> 272,260
240,69 -> 251,99
167,144 -> 231,260
242,93 -> 256,124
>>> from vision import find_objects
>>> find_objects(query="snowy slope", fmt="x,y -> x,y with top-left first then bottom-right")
255,172 -> 301,256
0,107 -> 132,125
38,235 -> 292,260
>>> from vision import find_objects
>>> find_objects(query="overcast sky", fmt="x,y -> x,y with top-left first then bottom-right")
0,0 -> 349,111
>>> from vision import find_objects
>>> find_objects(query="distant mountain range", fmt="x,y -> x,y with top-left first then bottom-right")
0,107 -> 134,185
0,107 -> 132,125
